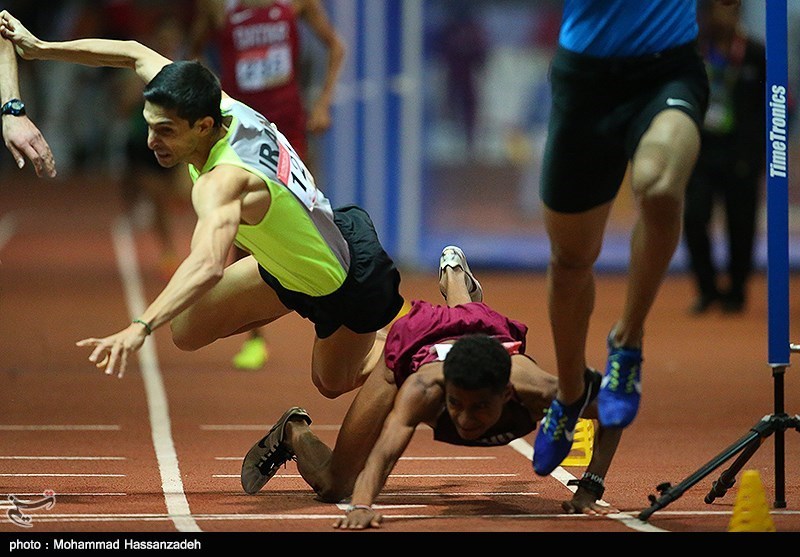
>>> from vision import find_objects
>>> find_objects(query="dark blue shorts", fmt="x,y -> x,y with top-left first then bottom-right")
540,41 -> 710,213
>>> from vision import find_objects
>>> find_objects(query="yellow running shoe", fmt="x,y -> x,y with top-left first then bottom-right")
233,337 -> 269,370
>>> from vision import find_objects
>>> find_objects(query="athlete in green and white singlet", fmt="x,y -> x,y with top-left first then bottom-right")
189,97 -> 348,297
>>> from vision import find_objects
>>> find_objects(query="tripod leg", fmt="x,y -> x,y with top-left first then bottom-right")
638,413 -> 783,521
774,425 -> 785,508
704,436 -> 763,503
638,428 -> 761,521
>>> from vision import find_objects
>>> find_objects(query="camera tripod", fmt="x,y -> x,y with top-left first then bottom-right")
639,349 -> 800,521
639,0 -> 797,522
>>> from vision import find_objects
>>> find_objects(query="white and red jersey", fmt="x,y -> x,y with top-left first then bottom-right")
216,0 -> 308,157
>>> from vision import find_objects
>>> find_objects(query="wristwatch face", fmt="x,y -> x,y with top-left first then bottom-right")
1,99 -> 25,116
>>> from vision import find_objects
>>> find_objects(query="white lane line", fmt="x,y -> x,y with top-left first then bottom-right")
0,493 -> 127,509
0,474 -> 125,477
0,456 -> 125,460
200,424 -> 342,431
214,455 -> 494,461
18,508 -> 794,524
399,456 -> 495,460
202,423 -> 435,432
335,503 -> 426,511
510,437 -> 667,533
380,491 -> 539,497
0,425 -> 120,431
112,216 -> 199,533
212,473 -> 517,479
0,492 -> 125,497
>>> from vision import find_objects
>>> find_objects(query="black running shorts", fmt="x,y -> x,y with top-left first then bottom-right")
540,41 -> 710,213
258,205 -> 404,339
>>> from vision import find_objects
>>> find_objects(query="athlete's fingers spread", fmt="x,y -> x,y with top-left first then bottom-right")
6,144 -> 23,169
105,347 -> 121,377
87,344 -> 107,364
117,351 -> 128,379
333,516 -> 360,529
76,338 -> 100,348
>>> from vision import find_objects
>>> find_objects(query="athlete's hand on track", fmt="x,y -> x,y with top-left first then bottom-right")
332,507 -> 383,530
76,324 -> 149,379
562,490 -> 618,516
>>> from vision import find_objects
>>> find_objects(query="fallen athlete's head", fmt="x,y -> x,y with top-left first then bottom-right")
443,334 -> 513,440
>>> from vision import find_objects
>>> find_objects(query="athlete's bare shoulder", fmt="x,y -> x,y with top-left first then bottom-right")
413,363 -> 445,389
397,366 -> 446,426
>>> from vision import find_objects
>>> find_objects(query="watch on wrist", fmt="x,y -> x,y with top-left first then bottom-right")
1,98 -> 26,116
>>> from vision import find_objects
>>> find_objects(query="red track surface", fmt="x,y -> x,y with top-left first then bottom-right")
1,175 -> 799,544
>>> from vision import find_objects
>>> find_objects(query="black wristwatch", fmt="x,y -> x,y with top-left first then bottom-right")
1,98 -> 26,116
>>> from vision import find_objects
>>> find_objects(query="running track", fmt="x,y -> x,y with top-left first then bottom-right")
1,174 -> 800,544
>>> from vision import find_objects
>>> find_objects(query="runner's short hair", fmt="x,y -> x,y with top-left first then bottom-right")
443,334 -> 511,394
144,60 -> 223,127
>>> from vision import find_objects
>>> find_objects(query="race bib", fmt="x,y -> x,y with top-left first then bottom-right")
235,44 -> 292,91
269,124 -> 318,210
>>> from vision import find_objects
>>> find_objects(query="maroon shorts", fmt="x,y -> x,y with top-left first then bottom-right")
383,301 -> 528,387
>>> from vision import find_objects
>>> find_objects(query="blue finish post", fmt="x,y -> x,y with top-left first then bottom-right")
765,0 -> 790,366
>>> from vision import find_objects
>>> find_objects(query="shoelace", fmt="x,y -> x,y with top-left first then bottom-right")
256,445 -> 293,475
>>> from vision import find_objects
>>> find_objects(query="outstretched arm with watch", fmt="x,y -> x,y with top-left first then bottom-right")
0,31 -> 55,177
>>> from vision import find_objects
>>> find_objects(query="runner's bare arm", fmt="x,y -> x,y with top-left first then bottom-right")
333,376 -> 441,529
299,0 -> 345,133
0,9 -> 170,84
0,32 -> 55,177
132,168 -> 243,333
76,168 -> 244,378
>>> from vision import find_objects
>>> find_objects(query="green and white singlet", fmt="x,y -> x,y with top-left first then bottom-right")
189,97 -> 349,297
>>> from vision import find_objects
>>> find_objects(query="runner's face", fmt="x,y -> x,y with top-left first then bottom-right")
444,384 -> 507,441
143,102 -> 203,168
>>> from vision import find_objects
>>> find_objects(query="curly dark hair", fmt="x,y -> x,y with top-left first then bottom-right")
443,334 -> 511,394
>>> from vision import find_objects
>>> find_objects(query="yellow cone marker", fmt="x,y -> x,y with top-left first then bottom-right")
562,418 -> 594,467
728,469 -> 776,532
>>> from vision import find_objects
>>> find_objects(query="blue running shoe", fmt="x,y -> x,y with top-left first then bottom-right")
532,399 -> 582,476
598,333 -> 643,428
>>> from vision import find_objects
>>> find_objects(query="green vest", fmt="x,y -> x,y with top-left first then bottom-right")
189,98 -> 348,296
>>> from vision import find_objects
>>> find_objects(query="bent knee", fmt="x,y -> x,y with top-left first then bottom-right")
633,149 -> 691,205
311,374 -> 354,400
550,251 -> 598,274
169,320 -> 205,352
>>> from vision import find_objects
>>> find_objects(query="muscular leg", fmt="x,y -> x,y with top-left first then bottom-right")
169,255 -> 291,351
615,109 -> 701,347
543,203 -> 611,405
285,360 -> 399,502
311,327 -> 379,399
292,255 -> 483,499
439,259 -> 473,307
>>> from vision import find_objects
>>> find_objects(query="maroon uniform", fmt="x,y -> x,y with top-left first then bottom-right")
384,300 -> 537,446
216,0 -> 308,157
